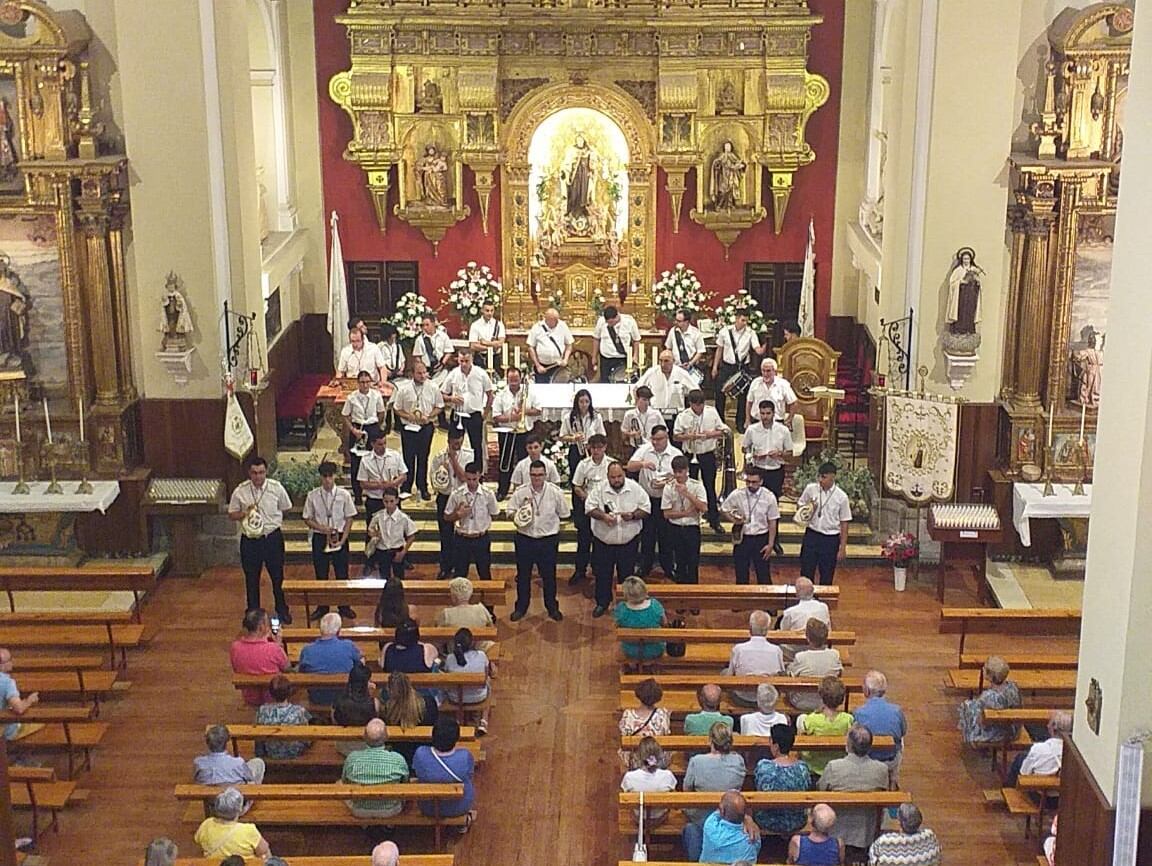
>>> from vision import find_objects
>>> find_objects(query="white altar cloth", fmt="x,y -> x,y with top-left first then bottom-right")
0,481 -> 121,514
531,383 -> 634,422
1012,482 -> 1092,547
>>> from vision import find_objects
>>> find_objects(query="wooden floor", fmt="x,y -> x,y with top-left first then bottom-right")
33,560 -> 1065,865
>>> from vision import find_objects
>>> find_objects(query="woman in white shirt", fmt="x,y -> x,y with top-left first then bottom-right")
442,627 -> 494,735
620,736 -> 677,825
739,683 -> 790,735
559,388 -> 606,480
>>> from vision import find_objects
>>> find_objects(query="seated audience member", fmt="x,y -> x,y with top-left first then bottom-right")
412,716 -> 476,825
796,677 -> 854,777
619,677 -> 671,769
621,736 -> 677,824
867,802 -> 941,866
380,618 -> 440,673
0,648 -> 38,739
254,675 -> 312,759
443,628 -> 493,734
372,569 -> 410,629
788,803 -> 844,865
685,790 -> 762,864
739,683 -> 789,736
615,576 -> 667,663
852,670 -> 907,787
436,577 -> 495,650
1043,814 -> 1058,866
333,661 -> 380,728
778,577 -> 832,658
817,725 -> 890,857
684,722 -> 747,825
220,857 -> 245,866
341,719 -> 409,819
725,610 -> 784,704
379,670 -> 438,765
298,611 -> 364,705
753,723 -> 812,834
957,655 -> 1021,745
684,683 -> 735,735
143,838 -> 178,866
193,787 -> 270,859
373,841 -> 401,866
193,724 -> 265,785
787,619 -> 844,712
1007,710 -> 1072,787
229,609 -> 289,707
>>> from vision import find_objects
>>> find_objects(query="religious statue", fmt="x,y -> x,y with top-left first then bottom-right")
0,253 -> 28,371
417,79 -> 444,114
945,247 -> 983,339
416,144 -> 450,207
0,99 -> 17,179
715,79 -> 740,115
1073,330 -> 1104,408
562,133 -> 596,224
257,166 -> 270,243
159,272 -> 193,352
709,140 -> 746,210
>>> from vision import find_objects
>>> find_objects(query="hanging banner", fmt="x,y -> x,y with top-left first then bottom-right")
883,393 -> 959,503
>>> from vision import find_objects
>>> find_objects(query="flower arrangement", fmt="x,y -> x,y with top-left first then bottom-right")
543,436 -> 570,482
590,287 -> 608,315
543,287 -> 564,312
653,263 -> 711,318
388,292 -> 436,340
881,532 -> 919,564
446,261 -> 501,319
793,448 -> 875,520
713,289 -> 769,334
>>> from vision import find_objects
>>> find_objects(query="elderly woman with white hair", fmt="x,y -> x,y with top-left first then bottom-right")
867,802 -> 942,866
739,683 -> 789,735
957,655 -> 1021,744
193,786 -> 271,859
435,577 -> 495,650
143,838 -> 178,866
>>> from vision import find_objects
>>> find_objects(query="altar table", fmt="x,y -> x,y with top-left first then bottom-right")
1012,482 -> 1093,547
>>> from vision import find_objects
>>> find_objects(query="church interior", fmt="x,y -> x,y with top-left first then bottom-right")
0,0 -> 1145,864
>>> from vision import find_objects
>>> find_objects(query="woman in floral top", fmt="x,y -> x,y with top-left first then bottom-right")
618,677 -> 671,769
958,656 -> 1021,744
752,723 -> 811,833
254,675 -> 312,759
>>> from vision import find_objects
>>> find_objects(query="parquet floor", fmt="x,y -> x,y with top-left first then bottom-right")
34,561 -> 1071,865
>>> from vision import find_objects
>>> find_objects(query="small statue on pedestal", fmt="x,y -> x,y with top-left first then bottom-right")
417,79 -> 443,114
159,272 -> 193,351
942,247 -> 984,356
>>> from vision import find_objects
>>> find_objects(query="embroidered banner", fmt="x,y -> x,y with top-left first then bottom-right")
883,394 -> 959,503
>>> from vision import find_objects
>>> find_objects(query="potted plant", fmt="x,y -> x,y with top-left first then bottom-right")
791,449 -> 875,521
881,531 -> 918,591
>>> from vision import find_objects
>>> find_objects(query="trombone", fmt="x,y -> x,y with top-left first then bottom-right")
498,379 -> 530,473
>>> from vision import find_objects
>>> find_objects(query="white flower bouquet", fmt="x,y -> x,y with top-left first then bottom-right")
543,436 -> 570,482
388,292 -> 436,340
445,261 -> 501,319
714,289 -> 769,333
652,262 -> 711,319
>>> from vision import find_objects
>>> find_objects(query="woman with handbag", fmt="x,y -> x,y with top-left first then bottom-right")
618,678 -> 671,769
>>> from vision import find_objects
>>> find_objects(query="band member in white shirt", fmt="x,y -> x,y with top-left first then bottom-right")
445,461 -> 500,582
430,428 -> 474,580
621,386 -> 663,449
665,309 -> 706,371
661,455 -> 708,586
796,461 -> 852,585
673,390 -> 727,532
335,328 -> 386,384
302,461 -> 359,621
637,351 -> 697,423
570,433 -> 615,586
711,311 -> 764,433
366,487 -> 418,580
626,426 -> 682,579
510,435 -> 561,490
413,313 -> 454,373
745,358 -> 798,428
228,455 -> 294,622
593,305 -> 641,382
467,302 -> 505,370
559,388 -> 607,477
585,462 -> 650,616
392,362 -> 444,501
721,466 -> 780,585
357,429 -> 409,530
341,371 -> 387,505
743,399 -> 794,553
526,307 -> 573,383
491,366 -> 541,499
377,323 -> 406,380
441,349 -> 494,472
508,461 -> 571,622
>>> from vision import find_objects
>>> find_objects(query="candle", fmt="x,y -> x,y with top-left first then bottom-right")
13,393 -> 19,444
651,346 -> 658,369
1047,409 -> 1053,449
1078,403 -> 1086,444
502,342 -> 509,369
42,397 -> 52,444
514,346 -> 522,370
78,398 -> 84,443
487,346 -> 494,369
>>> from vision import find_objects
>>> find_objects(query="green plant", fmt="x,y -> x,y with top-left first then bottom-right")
792,448 -> 875,521
270,456 -> 322,503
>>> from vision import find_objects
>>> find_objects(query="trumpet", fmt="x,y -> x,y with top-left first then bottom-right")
498,383 -> 529,474
729,504 -> 745,543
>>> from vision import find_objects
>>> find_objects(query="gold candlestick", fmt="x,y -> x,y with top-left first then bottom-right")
1072,441 -> 1088,496
75,439 -> 93,494
11,440 -> 28,494
1040,445 -> 1056,497
44,446 -> 63,495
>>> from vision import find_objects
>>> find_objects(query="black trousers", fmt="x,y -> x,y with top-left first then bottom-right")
572,493 -> 592,577
347,424 -> 380,502
435,494 -> 453,576
800,528 -> 842,585
534,364 -> 561,383
734,531 -> 773,585
688,450 -> 720,524
379,547 -> 406,580
311,533 -> 350,616
592,536 -> 640,608
496,432 -> 528,498
714,361 -> 750,433
400,423 -> 435,496
454,533 -> 492,581
459,413 -> 485,472
763,466 -> 785,501
638,495 -> 675,577
600,354 -> 626,383
668,524 -> 701,585
240,529 -> 287,615
514,534 -> 560,614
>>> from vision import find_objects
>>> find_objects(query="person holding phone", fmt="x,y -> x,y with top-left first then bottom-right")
229,608 -> 289,707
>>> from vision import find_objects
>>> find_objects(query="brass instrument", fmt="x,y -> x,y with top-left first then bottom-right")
793,499 -> 816,526
431,457 -> 454,495
512,498 -> 536,529
498,381 -> 530,474
688,413 -> 701,467
729,504 -> 745,544
721,429 -> 738,498
241,504 -> 266,539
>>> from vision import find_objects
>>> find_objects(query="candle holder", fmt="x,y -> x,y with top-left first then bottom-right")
1072,441 -> 1088,496
75,475 -> 93,495
12,468 -> 29,495
74,438 -> 93,494
1040,445 -> 1056,497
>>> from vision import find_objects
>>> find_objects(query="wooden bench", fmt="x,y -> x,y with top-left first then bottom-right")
280,626 -> 499,655
0,564 -> 157,620
157,857 -> 454,866
282,580 -> 507,622
619,674 -> 862,710
618,584 -> 839,611
8,766 -> 86,840
616,628 -> 855,670
5,669 -> 125,714
983,708 -> 1066,726
232,671 -> 488,712
223,724 -> 482,767
0,612 -> 149,669
939,609 -> 1081,663
0,705 -> 109,778
619,690 -> 826,719
175,782 -> 469,849
946,668 -> 1077,697
619,734 -> 895,774
1000,774 -> 1061,837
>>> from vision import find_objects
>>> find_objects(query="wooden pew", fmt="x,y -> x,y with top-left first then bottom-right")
619,674 -> 862,711
1001,774 -> 1061,837
945,668 -> 1076,697
232,671 -> 487,711
280,626 -> 499,655
0,563 -> 157,620
938,609 -> 1081,663
282,580 -> 507,622
619,734 -> 895,774
8,766 -> 86,840
222,724 -> 483,767
983,708 -> 1066,726
3,669 -> 125,714
618,690 -> 830,719
0,611 -> 148,669
0,706 -> 108,779
615,628 -> 855,670
617,584 -> 839,611
157,858 -> 453,866
175,782 -> 468,849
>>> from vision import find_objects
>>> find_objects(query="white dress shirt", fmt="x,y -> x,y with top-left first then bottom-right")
721,486 -> 780,536
740,710 -> 790,736
228,479 -> 292,534
377,341 -> 405,376
661,477 -> 708,526
356,449 -> 409,499
341,389 -> 387,426
746,376 -> 798,421
797,483 -> 852,535
468,316 -> 505,344
302,485 -> 357,538
593,313 -> 641,360
778,598 -> 831,633
446,485 -> 500,534
337,342 -> 385,381
430,447 -> 475,492
491,385 -> 539,427
727,635 -> 785,702
560,411 -> 607,442
673,406 -> 725,455
368,507 -> 418,549
572,454 -> 615,493
527,319 -> 574,366
1020,737 -> 1064,776
508,482 -> 570,538
413,330 -> 455,368
442,366 -> 493,416
586,479 -> 650,545
742,420 -> 793,470
716,325 -> 760,366
622,406 -> 664,443
392,379 -> 444,429
637,366 -> 697,413
511,455 -> 560,487
629,442 -> 683,499
665,325 -> 705,364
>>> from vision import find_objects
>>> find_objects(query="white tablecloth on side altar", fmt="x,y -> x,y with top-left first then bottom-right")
0,481 -> 121,514
1012,482 -> 1092,547
531,383 -> 634,422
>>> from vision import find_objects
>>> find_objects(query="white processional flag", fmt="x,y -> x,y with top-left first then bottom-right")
327,211 -> 350,371
798,217 -> 816,337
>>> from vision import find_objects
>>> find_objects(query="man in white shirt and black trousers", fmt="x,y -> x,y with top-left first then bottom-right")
467,302 -> 505,370
743,399 -> 794,554
593,305 -> 640,383
661,455 -> 709,586
341,371 -> 386,505
430,428 -> 473,580
302,461 -> 358,621
491,366 -> 540,499
665,309 -> 705,372
570,433 -> 615,586
721,466 -> 780,586
710,311 -> 763,433
413,313 -> 454,373
445,462 -> 500,582
392,362 -> 444,501
508,461 -> 571,622
673,389 -> 726,533
796,461 -> 852,585
228,455 -> 294,622
585,462 -> 650,616
366,487 -> 418,580
357,430 -> 409,532
626,426 -> 682,579
526,307 -> 573,383
440,349 -> 493,474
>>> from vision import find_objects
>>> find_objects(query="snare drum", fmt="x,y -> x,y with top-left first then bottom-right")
721,368 -> 753,397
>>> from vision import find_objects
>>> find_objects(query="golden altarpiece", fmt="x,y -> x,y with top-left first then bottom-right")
328,0 -> 829,328
997,2 -> 1131,488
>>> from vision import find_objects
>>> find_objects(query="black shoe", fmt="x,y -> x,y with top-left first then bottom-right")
547,608 -> 563,622
437,571 -> 452,581
404,560 -> 415,571
338,606 -> 357,619
421,491 -> 432,502
592,605 -> 607,618
277,610 -> 293,626
509,609 -> 527,622
309,606 -> 330,623
568,571 -> 587,586
773,542 -> 784,556
710,521 -> 724,534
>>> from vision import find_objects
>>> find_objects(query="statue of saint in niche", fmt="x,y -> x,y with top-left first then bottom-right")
0,253 -> 27,371
715,79 -> 740,115
710,140 -> 746,210
417,79 -> 443,114
0,99 -> 17,179
1073,329 -> 1104,408
563,133 -> 596,223
159,272 -> 193,352
416,144 -> 450,207
945,247 -> 983,336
